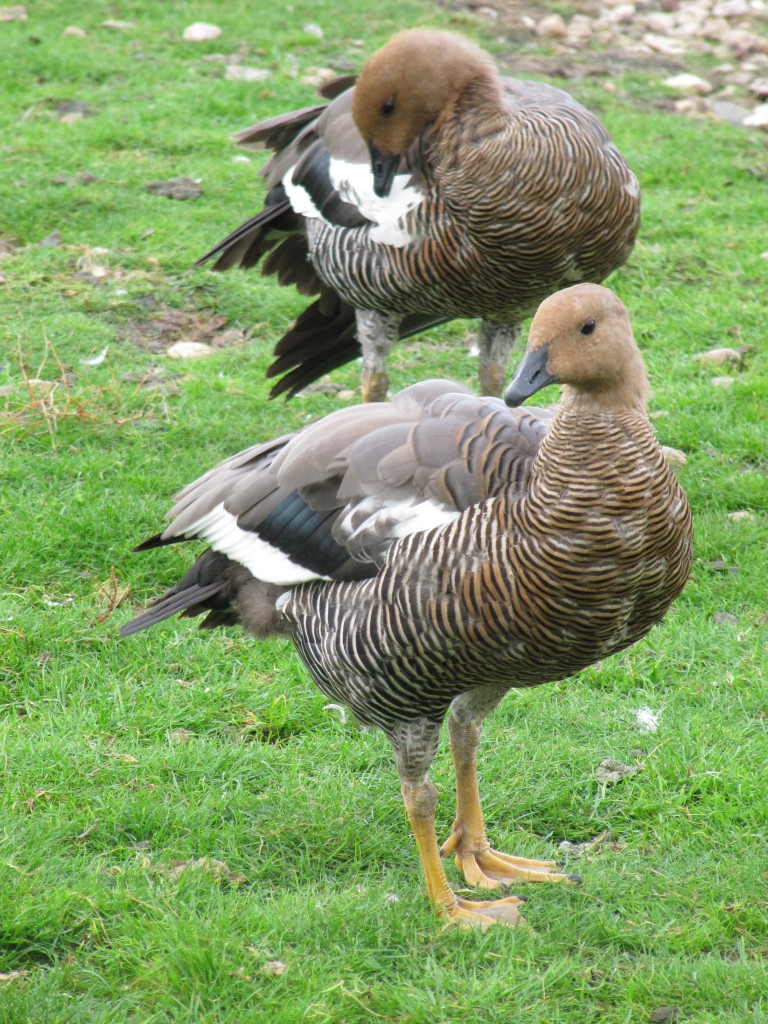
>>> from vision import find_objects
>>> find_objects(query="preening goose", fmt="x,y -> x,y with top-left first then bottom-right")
122,285 -> 691,928
198,29 -> 641,402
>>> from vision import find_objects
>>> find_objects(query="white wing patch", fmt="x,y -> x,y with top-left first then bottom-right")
178,503 -> 331,585
338,495 -> 459,562
282,157 -> 423,248
330,157 -> 422,246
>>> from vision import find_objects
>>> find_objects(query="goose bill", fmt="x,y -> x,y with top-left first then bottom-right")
369,143 -> 400,198
504,345 -> 556,407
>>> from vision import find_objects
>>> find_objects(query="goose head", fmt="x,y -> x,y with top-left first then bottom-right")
351,29 -> 501,198
505,284 -> 649,412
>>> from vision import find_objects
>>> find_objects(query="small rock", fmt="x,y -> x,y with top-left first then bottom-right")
303,23 -> 324,39
643,32 -> 688,56
595,760 -> 644,784
664,73 -> 712,94
645,11 -> 677,32
713,612 -> 740,625
40,229 -> 62,247
726,510 -> 755,521
166,341 -> 214,359
225,65 -> 270,82
711,375 -> 735,387
662,446 -> 687,469
743,103 -> 768,127
538,13 -> 567,38
169,728 -> 194,744
704,558 -> 739,574
604,3 -> 636,23
650,1008 -> 681,1024
63,25 -> 86,37
146,177 -> 202,201
101,19 -> 134,30
558,831 -> 609,858
0,5 -> 27,20
707,98 -> 755,125
183,22 -> 221,42
261,960 -> 288,976
300,66 -> 338,89
693,347 -> 744,367
713,0 -> 750,15
724,29 -> 768,56
563,15 -> 593,48
749,78 -> 768,99
675,98 -> 705,115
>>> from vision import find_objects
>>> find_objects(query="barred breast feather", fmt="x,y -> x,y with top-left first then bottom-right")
198,30 -> 640,401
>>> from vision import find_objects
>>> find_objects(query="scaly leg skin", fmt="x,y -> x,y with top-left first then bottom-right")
357,309 -> 400,403
390,717 -> 526,929
403,778 -> 527,930
441,711 -> 580,890
478,319 -> 521,397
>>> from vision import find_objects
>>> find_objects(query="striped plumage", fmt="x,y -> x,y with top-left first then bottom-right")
122,285 -> 692,928
199,29 -> 640,401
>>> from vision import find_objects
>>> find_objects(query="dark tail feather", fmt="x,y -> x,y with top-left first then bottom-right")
268,306 -> 454,399
132,532 -> 179,553
195,195 -> 296,271
120,579 -> 227,637
120,550 -> 233,637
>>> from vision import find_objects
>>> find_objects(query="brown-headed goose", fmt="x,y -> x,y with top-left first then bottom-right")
122,285 -> 691,928
199,29 -> 640,402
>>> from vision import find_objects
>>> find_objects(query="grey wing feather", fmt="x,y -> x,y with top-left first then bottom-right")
143,381 -> 552,579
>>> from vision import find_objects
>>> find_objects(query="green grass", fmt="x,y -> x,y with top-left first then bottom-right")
2,1 -> 767,1021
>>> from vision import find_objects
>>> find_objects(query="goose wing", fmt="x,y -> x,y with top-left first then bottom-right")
134,381 -> 552,586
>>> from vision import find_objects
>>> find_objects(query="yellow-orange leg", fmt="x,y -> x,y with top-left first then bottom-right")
440,714 -> 578,890
360,368 -> 390,404
402,779 -> 527,929
358,309 -> 397,403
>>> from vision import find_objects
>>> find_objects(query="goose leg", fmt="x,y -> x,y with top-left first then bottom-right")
440,693 -> 576,890
478,319 -> 521,397
391,719 -> 526,929
356,309 -> 400,403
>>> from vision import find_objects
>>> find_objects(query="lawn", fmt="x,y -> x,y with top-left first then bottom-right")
1,1 -> 767,1022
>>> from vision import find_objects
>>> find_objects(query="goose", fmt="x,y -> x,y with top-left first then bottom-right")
198,29 -> 641,402
121,285 -> 692,927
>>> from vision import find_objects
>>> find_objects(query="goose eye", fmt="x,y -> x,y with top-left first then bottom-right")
580,318 -> 596,336
381,99 -> 395,118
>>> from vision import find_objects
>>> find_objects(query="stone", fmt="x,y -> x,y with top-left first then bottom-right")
182,22 -> 221,42
538,13 -> 567,38
664,73 -> 713,94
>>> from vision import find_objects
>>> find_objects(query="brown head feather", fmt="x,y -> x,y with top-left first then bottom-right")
528,284 -> 649,412
351,29 -> 504,156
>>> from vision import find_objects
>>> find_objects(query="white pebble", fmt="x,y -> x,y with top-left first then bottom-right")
183,22 -> 222,42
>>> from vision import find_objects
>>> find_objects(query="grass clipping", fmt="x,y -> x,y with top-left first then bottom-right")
1,332 -> 170,445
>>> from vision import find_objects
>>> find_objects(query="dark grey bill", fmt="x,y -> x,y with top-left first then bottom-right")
504,344 -> 556,407
369,144 -> 400,198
